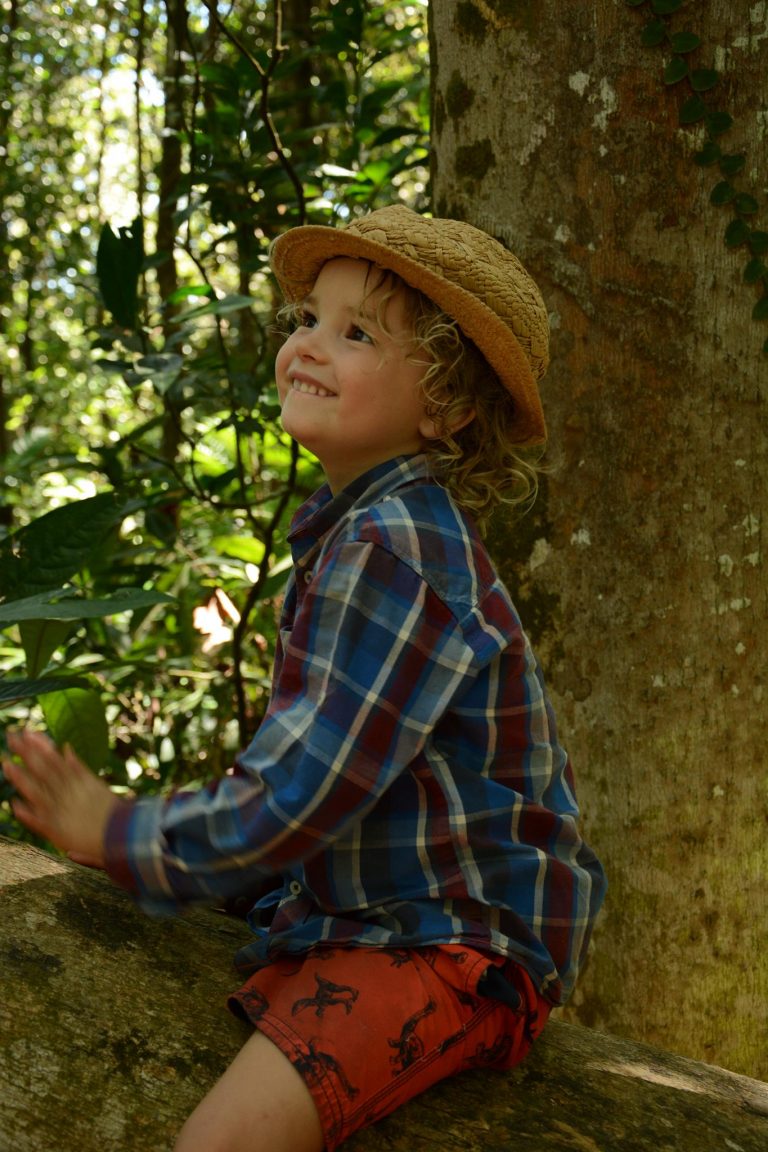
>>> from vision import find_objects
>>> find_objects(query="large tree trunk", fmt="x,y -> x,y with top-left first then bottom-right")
2,839 -> 767,1152
429,1 -> 768,1078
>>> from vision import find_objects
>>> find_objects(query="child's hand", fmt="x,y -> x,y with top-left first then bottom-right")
2,729 -> 122,867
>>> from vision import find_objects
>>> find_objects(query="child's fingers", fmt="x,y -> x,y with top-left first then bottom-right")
7,729 -> 63,775
11,797 -> 52,840
68,851 -> 106,870
2,756 -> 44,808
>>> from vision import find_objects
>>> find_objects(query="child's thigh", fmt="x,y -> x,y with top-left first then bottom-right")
174,1029 -> 324,1152
229,945 -> 536,1151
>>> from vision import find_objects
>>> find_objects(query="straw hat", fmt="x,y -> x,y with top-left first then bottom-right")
270,204 -> 549,444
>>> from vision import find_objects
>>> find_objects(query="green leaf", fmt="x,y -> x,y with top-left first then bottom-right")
198,62 -> 241,91
710,181 -> 736,206
96,220 -> 143,330
0,493 -> 124,603
679,95 -> 707,124
177,294 -> 255,321
743,258 -> 767,285
625,0 -> 647,7
752,295 -> 768,322
670,31 -> 701,53
0,677 -> 91,706
212,535 -> 266,564
166,285 -> 215,304
734,193 -> 759,216
19,618 -> 72,678
651,0 -> 683,12
41,687 -> 109,772
663,56 -> 688,84
724,219 -> 751,248
690,68 -> 719,92
318,163 -> 357,178
641,20 -> 667,47
719,153 -> 746,177
763,336 -> 768,355
706,110 -> 734,136
0,588 -> 174,627
749,231 -> 768,255
694,141 -> 721,166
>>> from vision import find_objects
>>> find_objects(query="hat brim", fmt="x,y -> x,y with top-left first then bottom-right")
270,225 -> 547,446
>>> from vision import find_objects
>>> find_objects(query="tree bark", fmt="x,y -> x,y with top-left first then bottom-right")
2,839 -> 768,1152
429,1 -> 768,1078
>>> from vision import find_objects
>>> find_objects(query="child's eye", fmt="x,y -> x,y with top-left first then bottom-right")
293,307 -> 317,330
348,325 -> 374,344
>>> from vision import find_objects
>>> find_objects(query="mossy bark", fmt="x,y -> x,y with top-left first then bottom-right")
2,839 -> 768,1152
429,1 -> 768,1078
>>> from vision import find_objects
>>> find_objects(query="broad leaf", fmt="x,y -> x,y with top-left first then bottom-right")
0,676 -> 90,705
0,587 -> 174,626
41,687 -> 109,772
0,493 -> 124,603
19,618 -> 73,678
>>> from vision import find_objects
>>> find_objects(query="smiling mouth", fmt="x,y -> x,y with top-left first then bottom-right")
291,379 -> 335,398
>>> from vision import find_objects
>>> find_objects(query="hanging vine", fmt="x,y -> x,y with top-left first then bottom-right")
626,0 -> 768,353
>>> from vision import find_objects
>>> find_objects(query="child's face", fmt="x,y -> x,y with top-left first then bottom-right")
275,258 -> 436,493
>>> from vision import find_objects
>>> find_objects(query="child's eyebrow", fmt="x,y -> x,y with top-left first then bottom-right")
301,292 -> 377,323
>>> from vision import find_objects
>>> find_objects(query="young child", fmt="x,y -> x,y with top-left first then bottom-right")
4,205 -> 606,1152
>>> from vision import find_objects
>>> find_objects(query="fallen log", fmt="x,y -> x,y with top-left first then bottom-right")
1,836 -> 767,1152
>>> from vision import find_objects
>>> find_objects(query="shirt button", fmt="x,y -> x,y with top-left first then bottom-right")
289,880 -> 302,896
303,571 -> 312,585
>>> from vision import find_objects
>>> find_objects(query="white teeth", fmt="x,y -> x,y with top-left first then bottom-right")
292,379 -> 333,398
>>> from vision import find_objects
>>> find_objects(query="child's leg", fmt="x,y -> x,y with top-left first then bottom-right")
223,944 -> 548,1152
174,1030 -> 324,1152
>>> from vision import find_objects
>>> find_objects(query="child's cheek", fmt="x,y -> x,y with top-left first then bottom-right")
274,344 -> 293,402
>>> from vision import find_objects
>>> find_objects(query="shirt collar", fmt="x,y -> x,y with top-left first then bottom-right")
288,454 -> 432,545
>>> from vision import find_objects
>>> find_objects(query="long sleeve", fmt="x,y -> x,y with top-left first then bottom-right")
104,456 -> 605,1004
104,540 -> 484,913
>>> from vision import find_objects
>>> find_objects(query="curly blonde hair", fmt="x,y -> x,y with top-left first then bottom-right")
368,271 -> 543,530
275,264 -> 544,530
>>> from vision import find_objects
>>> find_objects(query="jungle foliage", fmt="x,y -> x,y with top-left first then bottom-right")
0,0 -> 429,836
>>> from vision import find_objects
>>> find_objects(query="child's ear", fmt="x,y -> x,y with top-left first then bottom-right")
419,408 -> 476,441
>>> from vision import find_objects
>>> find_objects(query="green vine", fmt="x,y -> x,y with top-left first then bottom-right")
626,0 -> 768,354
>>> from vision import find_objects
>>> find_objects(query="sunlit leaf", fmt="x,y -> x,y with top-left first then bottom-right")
41,687 -> 109,772
0,588 -> 174,626
0,677 -> 91,706
176,294 -> 255,321
19,618 -> 72,678
212,536 -> 266,564
0,493 -> 125,603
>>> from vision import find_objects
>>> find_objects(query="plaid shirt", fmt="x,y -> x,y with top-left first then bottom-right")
106,455 -> 605,1005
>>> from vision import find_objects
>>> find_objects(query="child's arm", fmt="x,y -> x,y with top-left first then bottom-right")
2,729 -> 122,867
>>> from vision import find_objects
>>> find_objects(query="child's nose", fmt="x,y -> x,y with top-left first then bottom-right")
292,325 -> 327,360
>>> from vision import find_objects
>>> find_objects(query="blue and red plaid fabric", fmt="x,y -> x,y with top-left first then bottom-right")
106,455 -> 605,1005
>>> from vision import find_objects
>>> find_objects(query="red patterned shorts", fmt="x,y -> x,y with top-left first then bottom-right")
228,944 -> 550,1151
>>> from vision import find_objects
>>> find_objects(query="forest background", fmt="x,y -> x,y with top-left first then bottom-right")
1,0 -> 766,1086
